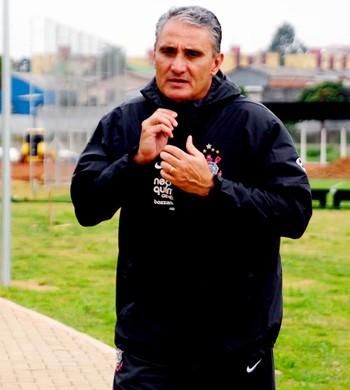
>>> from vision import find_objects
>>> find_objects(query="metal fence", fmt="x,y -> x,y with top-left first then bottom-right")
28,17 -> 128,187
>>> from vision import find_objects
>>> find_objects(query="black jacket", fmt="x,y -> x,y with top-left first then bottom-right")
71,71 -> 312,360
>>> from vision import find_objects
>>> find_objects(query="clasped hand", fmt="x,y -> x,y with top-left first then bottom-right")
134,108 -> 214,196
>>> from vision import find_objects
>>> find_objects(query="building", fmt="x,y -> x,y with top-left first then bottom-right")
227,65 -> 350,102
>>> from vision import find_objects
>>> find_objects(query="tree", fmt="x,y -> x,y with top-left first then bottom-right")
298,81 -> 348,102
100,46 -> 126,80
268,22 -> 307,65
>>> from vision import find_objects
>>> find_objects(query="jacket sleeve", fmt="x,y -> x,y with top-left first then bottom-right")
210,116 -> 313,239
70,111 -> 139,227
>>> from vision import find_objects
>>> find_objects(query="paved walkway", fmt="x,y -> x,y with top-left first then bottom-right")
0,297 -> 116,389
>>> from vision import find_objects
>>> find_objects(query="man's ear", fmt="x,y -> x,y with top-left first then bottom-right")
211,53 -> 224,76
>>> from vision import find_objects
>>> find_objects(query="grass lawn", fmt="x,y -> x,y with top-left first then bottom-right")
309,178 -> 350,189
1,181 -> 349,389
309,179 -> 350,209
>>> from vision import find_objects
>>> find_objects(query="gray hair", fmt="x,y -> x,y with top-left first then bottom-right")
155,6 -> 222,56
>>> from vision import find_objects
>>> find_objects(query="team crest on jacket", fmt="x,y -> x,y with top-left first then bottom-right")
203,143 -> 222,177
115,347 -> 124,372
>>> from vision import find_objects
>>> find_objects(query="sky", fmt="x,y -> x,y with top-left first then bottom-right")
1,0 -> 350,60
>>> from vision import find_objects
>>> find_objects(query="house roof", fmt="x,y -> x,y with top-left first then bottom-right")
227,65 -> 350,88
230,64 -> 350,78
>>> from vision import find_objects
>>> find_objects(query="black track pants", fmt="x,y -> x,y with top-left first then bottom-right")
113,346 -> 276,390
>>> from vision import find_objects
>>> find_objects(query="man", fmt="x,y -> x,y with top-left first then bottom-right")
70,6 -> 312,389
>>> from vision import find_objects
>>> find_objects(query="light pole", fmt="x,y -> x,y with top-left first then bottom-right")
1,0 -> 11,286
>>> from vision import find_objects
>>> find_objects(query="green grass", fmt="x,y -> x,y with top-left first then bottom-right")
1,182 -> 350,389
309,179 -> 350,209
277,209 -> 350,389
2,183 -> 119,346
309,179 -> 350,189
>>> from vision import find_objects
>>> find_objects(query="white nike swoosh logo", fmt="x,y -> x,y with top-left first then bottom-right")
246,358 -> 262,373
155,162 -> 162,169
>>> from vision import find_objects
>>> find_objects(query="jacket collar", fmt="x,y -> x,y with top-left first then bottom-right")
140,70 -> 241,108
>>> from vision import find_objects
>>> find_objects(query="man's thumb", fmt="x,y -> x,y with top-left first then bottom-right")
186,135 -> 198,156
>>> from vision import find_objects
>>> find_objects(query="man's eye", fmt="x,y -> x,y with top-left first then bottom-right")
161,48 -> 175,55
186,51 -> 200,58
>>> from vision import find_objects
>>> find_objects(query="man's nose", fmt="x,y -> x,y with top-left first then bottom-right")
170,55 -> 186,72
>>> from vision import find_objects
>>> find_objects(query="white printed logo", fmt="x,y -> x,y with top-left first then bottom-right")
296,157 -> 306,172
155,162 -> 162,169
246,358 -> 262,373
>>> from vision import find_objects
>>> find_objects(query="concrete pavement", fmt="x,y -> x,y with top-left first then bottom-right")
0,297 -> 116,389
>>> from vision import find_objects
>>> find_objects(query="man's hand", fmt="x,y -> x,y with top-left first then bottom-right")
160,135 -> 214,196
133,108 -> 178,164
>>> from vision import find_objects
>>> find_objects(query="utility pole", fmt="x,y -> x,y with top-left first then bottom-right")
1,0 -> 12,286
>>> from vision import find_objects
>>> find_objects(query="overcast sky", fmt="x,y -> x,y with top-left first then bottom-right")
1,0 -> 350,60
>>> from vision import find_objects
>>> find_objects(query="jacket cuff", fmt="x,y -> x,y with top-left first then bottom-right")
127,146 -> 139,167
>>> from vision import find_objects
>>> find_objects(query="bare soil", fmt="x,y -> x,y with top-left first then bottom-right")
9,162 -> 75,183
11,162 -> 45,181
304,157 -> 350,179
6,158 -> 350,182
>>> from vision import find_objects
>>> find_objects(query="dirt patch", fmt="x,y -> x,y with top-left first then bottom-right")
7,161 -> 76,183
11,280 -> 58,291
10,162 -> 44,181
305,157 -> 350,179
7,158 -> 350,181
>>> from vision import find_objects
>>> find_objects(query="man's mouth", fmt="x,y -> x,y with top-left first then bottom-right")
168,78 -> 187,84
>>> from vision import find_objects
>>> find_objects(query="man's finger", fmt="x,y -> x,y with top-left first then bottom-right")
186,135 -> 200,156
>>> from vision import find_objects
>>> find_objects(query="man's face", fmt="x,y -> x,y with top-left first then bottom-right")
154,19 -> 223,102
